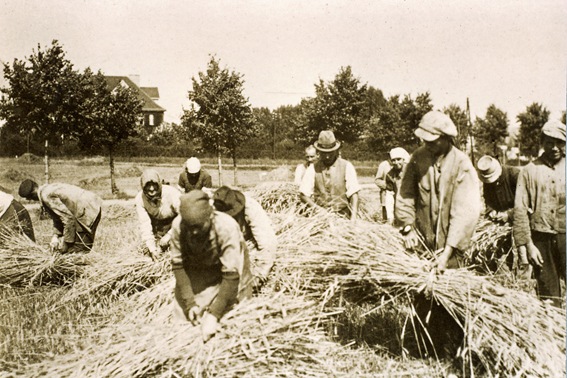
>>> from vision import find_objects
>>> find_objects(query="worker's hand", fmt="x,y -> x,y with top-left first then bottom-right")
492,211 -> 509,223
487,210 -> 498,221
200,312 -> 218,342
433,245 -> 453,274
58,240 -> 70,253
158,234 -> 171,250
525,242 -> 543,268
185,305 -> 202,326
517,245 -> 529,265
146,240 -> 158,261
402,228 -> 420,251
50,235 -> 60,251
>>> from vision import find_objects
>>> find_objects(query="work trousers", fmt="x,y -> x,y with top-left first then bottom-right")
0,200 -> 35,242
532,231 -> 566,307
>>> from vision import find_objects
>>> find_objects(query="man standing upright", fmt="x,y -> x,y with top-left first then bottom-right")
395,111 -> 481,271
294,145 -> 318,185
375,157 -> 392,222
178,157 -> 213,193
514,119 -> 566,307
299,130 -> 361,220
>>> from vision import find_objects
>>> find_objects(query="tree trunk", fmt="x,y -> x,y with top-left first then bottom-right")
44,140 -> 49,184
217,150 -> 223,187
110,145 -> 118,195
233,151 -> 238,187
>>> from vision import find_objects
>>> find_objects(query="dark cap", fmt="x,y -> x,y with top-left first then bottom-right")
212,186 -> 245,217
179,190 -> 212,227
18,179 -> 38,199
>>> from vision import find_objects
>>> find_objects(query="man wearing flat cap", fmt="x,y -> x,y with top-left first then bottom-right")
477,155 -> 526,274
170,190 -> 253,341
213,186 -> 277,289
299,130 -> 362,220
514,119 -> 566,307
178,157 -> 213,194
18,180 -> 102,253
395,111 -> 481,271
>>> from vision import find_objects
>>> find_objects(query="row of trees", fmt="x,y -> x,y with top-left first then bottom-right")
1,42 -> 565,190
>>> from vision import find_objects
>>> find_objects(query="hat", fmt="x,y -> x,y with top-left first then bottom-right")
185,157 -> 201,174
415,111 -> 458,142
179,190 -> 212,227
314,130 -> 341,152
541,119 -> 566,142
389,147 -> 410,162
18,179 -> 38,199
477,155 -> 502,184
213,186 -> 245,217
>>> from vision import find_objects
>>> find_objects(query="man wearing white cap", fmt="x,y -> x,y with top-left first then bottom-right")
477,155 -> 526,274
514,119 -> 566,307
299,130 -> 361,220
178,157 -> 213,194
383,147 -> 410,223
395,111 -> 481,272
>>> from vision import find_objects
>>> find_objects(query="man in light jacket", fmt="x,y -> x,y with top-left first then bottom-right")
19,180 -> 102,253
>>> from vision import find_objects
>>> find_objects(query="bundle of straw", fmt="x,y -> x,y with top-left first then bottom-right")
61,250 -> 171,305
0,228 -> 89,286
466,218 -> 513,273
274,215 -> 565,377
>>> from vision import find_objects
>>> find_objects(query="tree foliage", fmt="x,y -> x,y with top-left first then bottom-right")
181,56 -> 256,184
297,66 -> 368,145
0,40 -> 86,151
516,103 -> 550,158
443,104 -> 469,150
473,104 -> 509,157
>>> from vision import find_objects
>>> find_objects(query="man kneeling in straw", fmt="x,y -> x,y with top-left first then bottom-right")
170,190 -> 253,341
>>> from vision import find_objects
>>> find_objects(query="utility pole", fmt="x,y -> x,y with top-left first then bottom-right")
466,98 -> 475,166
272,112 -> 277,160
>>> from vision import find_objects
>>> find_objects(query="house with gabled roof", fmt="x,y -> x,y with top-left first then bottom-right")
104,75 -> 165,133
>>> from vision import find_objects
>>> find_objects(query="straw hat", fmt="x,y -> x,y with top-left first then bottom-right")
314,130 -> 341,152
212,186 -> 245,217
477,156 -> 502,184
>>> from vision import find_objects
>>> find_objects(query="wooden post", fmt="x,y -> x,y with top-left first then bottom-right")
44,139 -> 49,184
217,150 -> 223,187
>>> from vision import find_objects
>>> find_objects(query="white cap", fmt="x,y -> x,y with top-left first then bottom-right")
389,147 -> 410,162
185,157 -> 201,174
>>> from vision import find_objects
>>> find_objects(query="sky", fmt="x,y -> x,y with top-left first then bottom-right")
1,0 -> 566,128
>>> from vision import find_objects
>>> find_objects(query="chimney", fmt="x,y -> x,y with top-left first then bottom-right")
128,74 -> 140,86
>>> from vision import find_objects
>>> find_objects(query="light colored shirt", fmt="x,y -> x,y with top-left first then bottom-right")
135,184 -> 181,249
514,156 -> 566,246
299,159 -> 361,199
0,191 -> 14,219
294,163 -> 308,185
242,194 -> 277,256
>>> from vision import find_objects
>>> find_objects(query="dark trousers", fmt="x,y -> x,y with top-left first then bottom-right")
532,231 -> 566,307
0,200 -> 35,242
69,210 -> 102,253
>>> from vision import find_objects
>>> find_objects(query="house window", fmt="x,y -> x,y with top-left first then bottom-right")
149,114 -> 154,126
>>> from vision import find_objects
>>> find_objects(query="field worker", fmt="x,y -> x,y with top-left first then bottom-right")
18,180 -> 102,253
178,157 -> 213,194
395,111 -> 481,271
477,155 -> 526,274
212,186 -> 277,288
383,147 -> 410,223
0,189 -> 35,242
294,145 -> 318,185
375,157 -> 392,221
135,169 -> 181,259
170,190 -> 253,341
514,119 -> 566,307
299,130 -> 362,221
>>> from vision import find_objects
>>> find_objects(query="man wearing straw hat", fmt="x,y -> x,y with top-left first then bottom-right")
212,186 -> 277,290
135,169 -> 181,260
0,189 -> 35,242
177,157 -> 213,194
299,130 -> 361,220
18,180 -> 102,253
477,155 -> 528,275
395,110 -> 481,271
383,147 -> 410,223
294,145 -> 318,185
170,190 -> 253,341
514,119 -> 566,307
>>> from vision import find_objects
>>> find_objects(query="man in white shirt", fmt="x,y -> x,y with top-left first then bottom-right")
299,130 -> 361,220
294,145 -> 317,185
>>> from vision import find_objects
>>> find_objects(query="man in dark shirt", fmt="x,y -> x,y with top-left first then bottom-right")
177,157 -> 213,194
